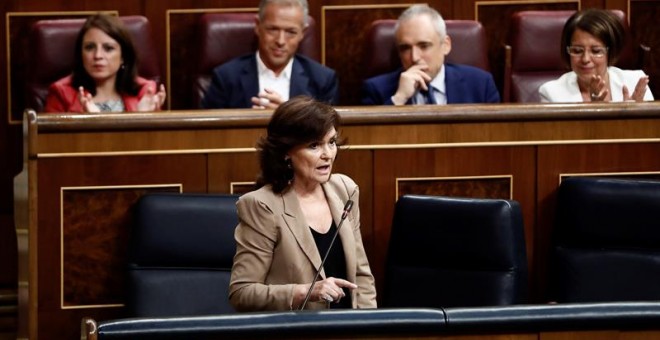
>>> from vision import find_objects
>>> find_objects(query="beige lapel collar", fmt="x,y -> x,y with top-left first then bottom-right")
281,188 -> 323,274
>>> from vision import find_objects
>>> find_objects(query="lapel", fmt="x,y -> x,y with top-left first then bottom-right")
240,56 -> 260,106
290,57 -> 310,97
281,188 -> 324,276
444,64 -> 463,104
123,93 -> 138,112
67,88 -> 84,112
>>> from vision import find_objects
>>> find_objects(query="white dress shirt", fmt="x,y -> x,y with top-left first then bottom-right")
256,52 -> 293,101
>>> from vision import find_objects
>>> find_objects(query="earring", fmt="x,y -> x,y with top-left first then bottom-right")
285,158 -> 292,169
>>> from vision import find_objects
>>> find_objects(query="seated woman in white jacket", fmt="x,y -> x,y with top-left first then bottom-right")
539,9 -> 653,103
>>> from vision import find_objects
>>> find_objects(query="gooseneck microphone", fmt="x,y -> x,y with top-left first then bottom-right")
299,200 -> 354,310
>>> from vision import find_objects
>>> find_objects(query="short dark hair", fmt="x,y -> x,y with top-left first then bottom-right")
72,13 -> 140,96
257,96 -> 342,193
560,9 -> 626,67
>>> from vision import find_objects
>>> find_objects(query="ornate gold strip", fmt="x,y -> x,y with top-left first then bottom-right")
395,174 -> 513,201
35,137 -> 660,159
230,181 -> 256,194
38,147 -> 258,158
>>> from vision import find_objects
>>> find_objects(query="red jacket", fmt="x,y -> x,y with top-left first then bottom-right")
44,75 -> 157,113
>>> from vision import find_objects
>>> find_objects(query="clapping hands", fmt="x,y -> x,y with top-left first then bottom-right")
78,86 -> 101,113
622,76 -> 649,102
588,74 -> 649,102
137,84 -> 167,112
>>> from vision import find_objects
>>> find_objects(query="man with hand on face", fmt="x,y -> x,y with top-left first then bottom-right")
202,0 -> 339,109
361,5 -> 500,105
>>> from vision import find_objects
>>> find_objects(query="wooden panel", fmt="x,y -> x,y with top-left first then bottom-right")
61,186 -> 179,307
208,152 -> 261,193
397,176 -> 512,199
535,143 -> 660,300
35,154 -> 207,339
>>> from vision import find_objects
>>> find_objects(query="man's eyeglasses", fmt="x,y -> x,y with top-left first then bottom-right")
566,46 -> 608,58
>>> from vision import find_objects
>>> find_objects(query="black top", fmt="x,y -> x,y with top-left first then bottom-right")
310,221 -> 352,309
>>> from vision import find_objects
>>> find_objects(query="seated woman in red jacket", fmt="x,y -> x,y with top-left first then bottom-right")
44,14 -> 166,113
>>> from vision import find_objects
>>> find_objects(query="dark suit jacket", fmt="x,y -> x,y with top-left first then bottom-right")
202,54 -> 339,109
361,63 -> 500,105
44,75 -> 156,113
229,174 -> 377,311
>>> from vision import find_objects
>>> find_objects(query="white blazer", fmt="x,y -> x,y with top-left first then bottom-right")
539,66 -> 654,103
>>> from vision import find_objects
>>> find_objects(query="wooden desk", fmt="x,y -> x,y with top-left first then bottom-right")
14,103 -> 660,339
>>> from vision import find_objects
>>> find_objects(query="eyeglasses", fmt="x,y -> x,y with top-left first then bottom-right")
566,46 -> 608,58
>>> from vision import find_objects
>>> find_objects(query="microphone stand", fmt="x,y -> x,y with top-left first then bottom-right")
299,200 -> 354,310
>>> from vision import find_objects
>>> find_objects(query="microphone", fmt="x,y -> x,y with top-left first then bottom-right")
299,199 -> 354,310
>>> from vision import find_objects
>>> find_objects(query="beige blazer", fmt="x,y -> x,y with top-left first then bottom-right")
229,174 -> 377,311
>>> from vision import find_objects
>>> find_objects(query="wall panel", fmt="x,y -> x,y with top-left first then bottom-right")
34,154 -> 207,338
535,143 -> 660,299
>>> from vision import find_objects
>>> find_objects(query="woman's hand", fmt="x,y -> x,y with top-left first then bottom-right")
588,74 -> 609,102
78,86 -> 100,113
622,76 -> 649,102
138,84 -> 167,112
295,277 -> 357,308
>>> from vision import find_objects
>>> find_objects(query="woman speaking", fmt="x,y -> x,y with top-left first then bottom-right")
229,96 -> 377,311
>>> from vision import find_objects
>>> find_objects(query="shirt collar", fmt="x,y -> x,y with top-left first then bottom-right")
256,51 -> 293,80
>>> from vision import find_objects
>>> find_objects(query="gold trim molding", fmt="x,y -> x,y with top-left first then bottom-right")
35,137 -> 660,159
230,181 -> 256,195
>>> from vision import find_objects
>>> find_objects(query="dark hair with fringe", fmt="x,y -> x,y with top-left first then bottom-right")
71,13 -> 140,96
560,9 -> 625,67
256,96 -> 342,193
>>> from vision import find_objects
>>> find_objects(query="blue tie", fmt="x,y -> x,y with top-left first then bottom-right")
424,87 -> 436,105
